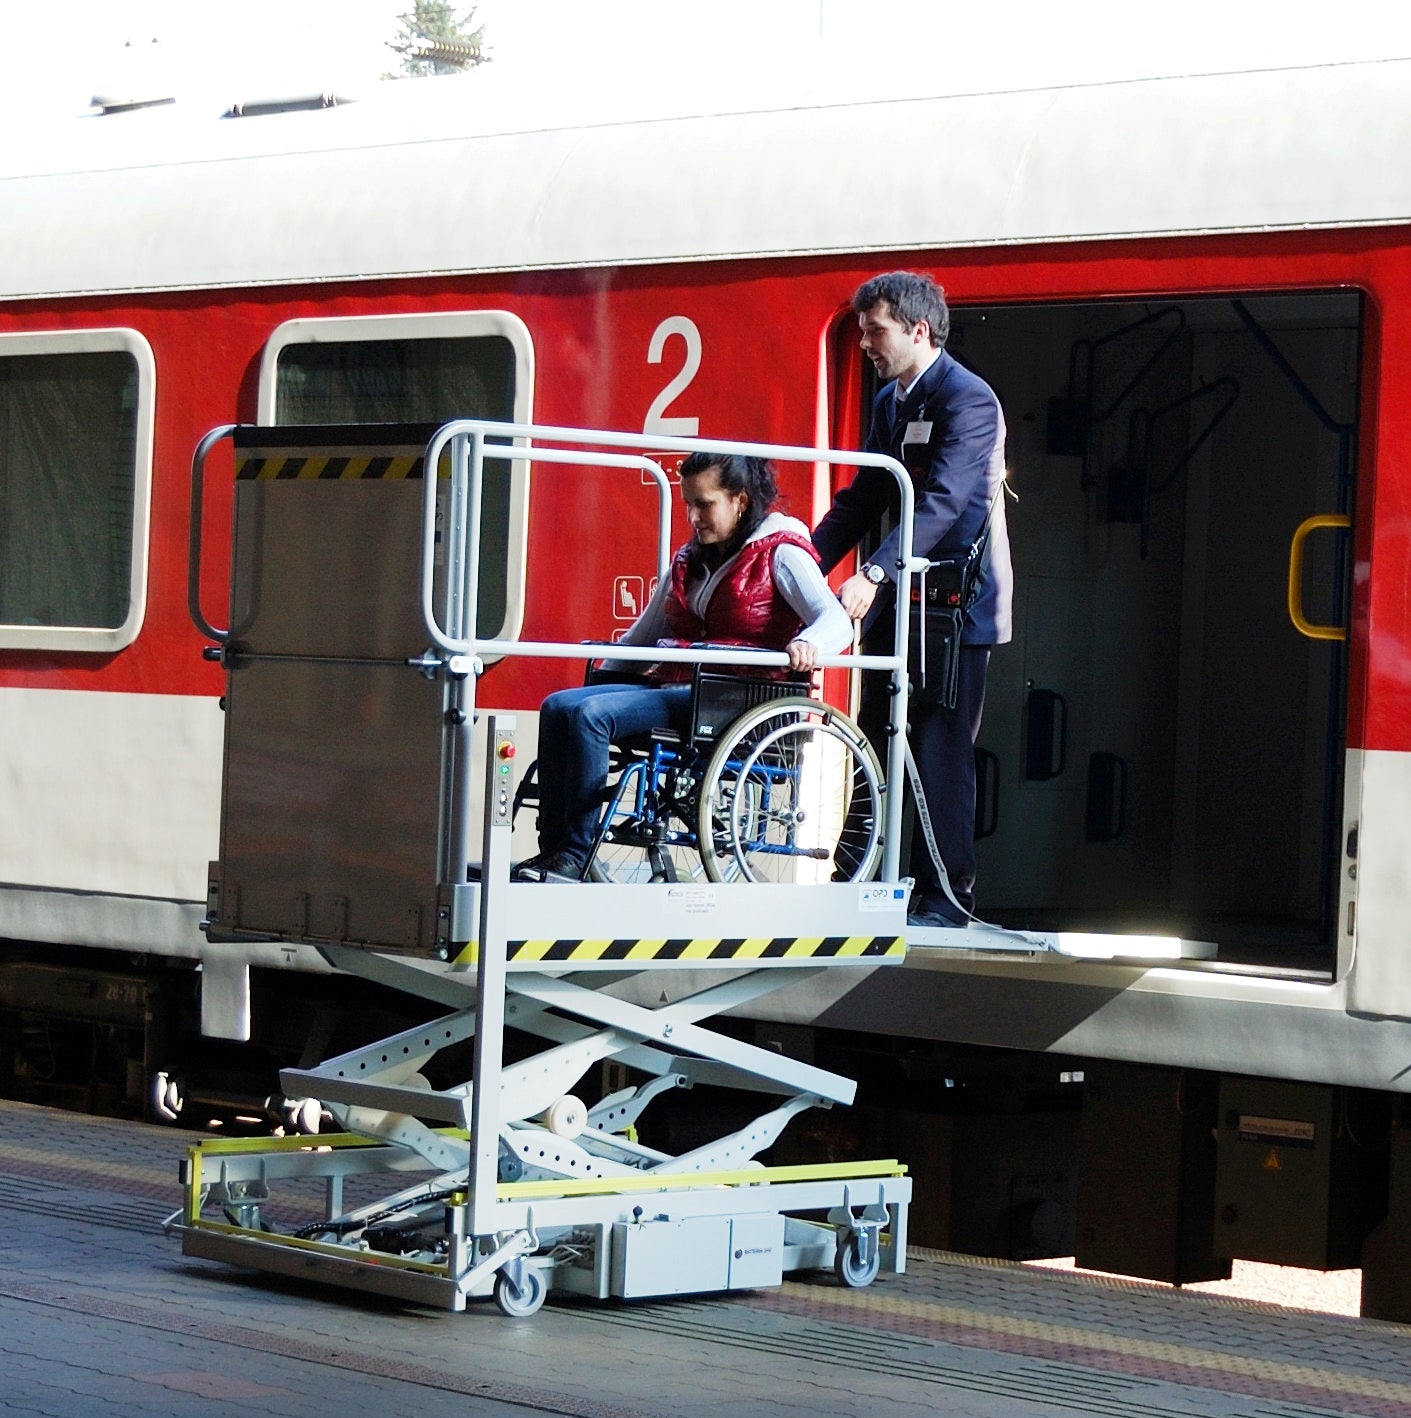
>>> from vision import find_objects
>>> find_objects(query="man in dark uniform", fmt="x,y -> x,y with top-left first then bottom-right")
813,271 -> 1012,926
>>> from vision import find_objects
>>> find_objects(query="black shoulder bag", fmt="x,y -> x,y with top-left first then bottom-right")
908,485 -> 1002,709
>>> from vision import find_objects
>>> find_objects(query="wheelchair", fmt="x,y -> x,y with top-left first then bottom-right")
518,666 -> 884,885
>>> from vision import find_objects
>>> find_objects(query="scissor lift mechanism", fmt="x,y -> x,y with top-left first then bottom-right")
175,419 -> 925,1313
179,801 -> 914,1312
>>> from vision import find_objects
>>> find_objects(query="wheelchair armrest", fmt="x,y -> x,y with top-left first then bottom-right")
586,667 -> 654,687
580,640 -> 653,688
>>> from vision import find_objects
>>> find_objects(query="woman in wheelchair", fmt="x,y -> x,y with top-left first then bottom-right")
516,451 -> 857,883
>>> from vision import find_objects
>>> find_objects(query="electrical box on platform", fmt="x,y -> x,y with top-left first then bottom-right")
610,1213 -> 784,1298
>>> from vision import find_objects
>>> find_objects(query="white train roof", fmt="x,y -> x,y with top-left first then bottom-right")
4,56 -> 1411,301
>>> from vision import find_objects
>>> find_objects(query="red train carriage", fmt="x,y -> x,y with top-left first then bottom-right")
4,59 -> 1411,1312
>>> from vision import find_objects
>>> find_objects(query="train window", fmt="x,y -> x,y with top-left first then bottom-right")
259,311 -> 533,642
0,329 -> 155,653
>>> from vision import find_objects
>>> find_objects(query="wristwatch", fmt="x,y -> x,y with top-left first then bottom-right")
861,563 -> 887,586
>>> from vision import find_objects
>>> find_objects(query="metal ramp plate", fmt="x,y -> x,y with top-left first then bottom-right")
905,923 -> 1217,960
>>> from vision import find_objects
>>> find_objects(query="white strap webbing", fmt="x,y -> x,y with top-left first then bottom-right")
901,732 -> 974,924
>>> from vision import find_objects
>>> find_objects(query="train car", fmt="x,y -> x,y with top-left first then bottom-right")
5,56 -> 1411,1312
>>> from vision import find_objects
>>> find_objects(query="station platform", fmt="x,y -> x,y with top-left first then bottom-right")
2,1097 -> 1406,1418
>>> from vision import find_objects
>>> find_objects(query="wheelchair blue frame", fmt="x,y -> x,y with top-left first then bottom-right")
585,689 -> 883,885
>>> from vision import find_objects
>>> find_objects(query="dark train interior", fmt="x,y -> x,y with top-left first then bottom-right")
843,290 -> 1361,974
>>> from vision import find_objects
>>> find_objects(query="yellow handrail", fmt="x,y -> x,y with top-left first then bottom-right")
1287,514 -> 1351,641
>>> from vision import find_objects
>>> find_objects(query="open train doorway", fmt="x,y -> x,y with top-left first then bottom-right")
832,290 -> 1361,970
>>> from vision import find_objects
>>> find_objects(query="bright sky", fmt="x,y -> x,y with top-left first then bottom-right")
2,0 -> 1411,121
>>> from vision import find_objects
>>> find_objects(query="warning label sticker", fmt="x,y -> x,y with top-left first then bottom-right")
1237,1114 -> 1315,1148
665,885 -> 716,915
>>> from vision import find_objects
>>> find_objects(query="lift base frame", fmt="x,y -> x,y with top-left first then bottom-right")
176,1133 -> 910,1313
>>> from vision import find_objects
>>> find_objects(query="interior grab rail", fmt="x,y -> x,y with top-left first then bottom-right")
1287,513 -> 1351,642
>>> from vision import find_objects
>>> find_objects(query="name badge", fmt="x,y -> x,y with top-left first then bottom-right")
903,420 -> 933,446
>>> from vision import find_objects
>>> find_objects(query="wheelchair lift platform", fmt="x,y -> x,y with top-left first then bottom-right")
176,420 -> 919,1315
434,879 -> 1214,963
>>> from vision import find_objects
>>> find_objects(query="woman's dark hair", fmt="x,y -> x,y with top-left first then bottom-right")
679,452 -> 780,574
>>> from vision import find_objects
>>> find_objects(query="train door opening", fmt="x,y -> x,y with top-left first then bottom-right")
834,291 -> 1361,970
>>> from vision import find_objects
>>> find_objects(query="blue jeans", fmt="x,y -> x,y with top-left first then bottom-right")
536,682 -> 693,866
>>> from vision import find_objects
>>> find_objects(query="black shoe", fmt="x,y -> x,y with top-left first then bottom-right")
512,850 -> 585,883
912,886 -> 971,922
907,908 -> 968,929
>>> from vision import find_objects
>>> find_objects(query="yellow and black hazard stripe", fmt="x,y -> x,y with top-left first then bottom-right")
455,935 -> 905,967
235,452 -> 428,481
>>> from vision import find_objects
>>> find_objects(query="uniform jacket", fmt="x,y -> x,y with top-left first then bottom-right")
813,349 -> 1012,645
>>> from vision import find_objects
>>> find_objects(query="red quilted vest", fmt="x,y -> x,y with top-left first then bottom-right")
653,528 -> 820,681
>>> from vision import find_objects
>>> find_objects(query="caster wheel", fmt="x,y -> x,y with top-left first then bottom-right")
493,1265 -> 547,1317
834,1233 -> 880,1289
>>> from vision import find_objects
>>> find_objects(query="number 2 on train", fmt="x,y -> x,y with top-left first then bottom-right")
644,316 -> 701,436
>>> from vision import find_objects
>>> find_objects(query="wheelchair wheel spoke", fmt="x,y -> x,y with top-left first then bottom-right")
696,697 -> 882,884
579,691 -> 882,887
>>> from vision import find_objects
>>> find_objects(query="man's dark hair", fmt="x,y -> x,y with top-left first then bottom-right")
679,452 -> 780,573
852,271 -> 949,348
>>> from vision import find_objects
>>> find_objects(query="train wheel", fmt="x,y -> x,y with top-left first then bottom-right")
697,698 -> 883,884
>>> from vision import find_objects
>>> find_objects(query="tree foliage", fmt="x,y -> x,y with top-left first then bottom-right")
388,3 -> 488,77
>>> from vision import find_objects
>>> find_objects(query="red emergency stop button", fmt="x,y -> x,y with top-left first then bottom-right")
497,740 -> 516,760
